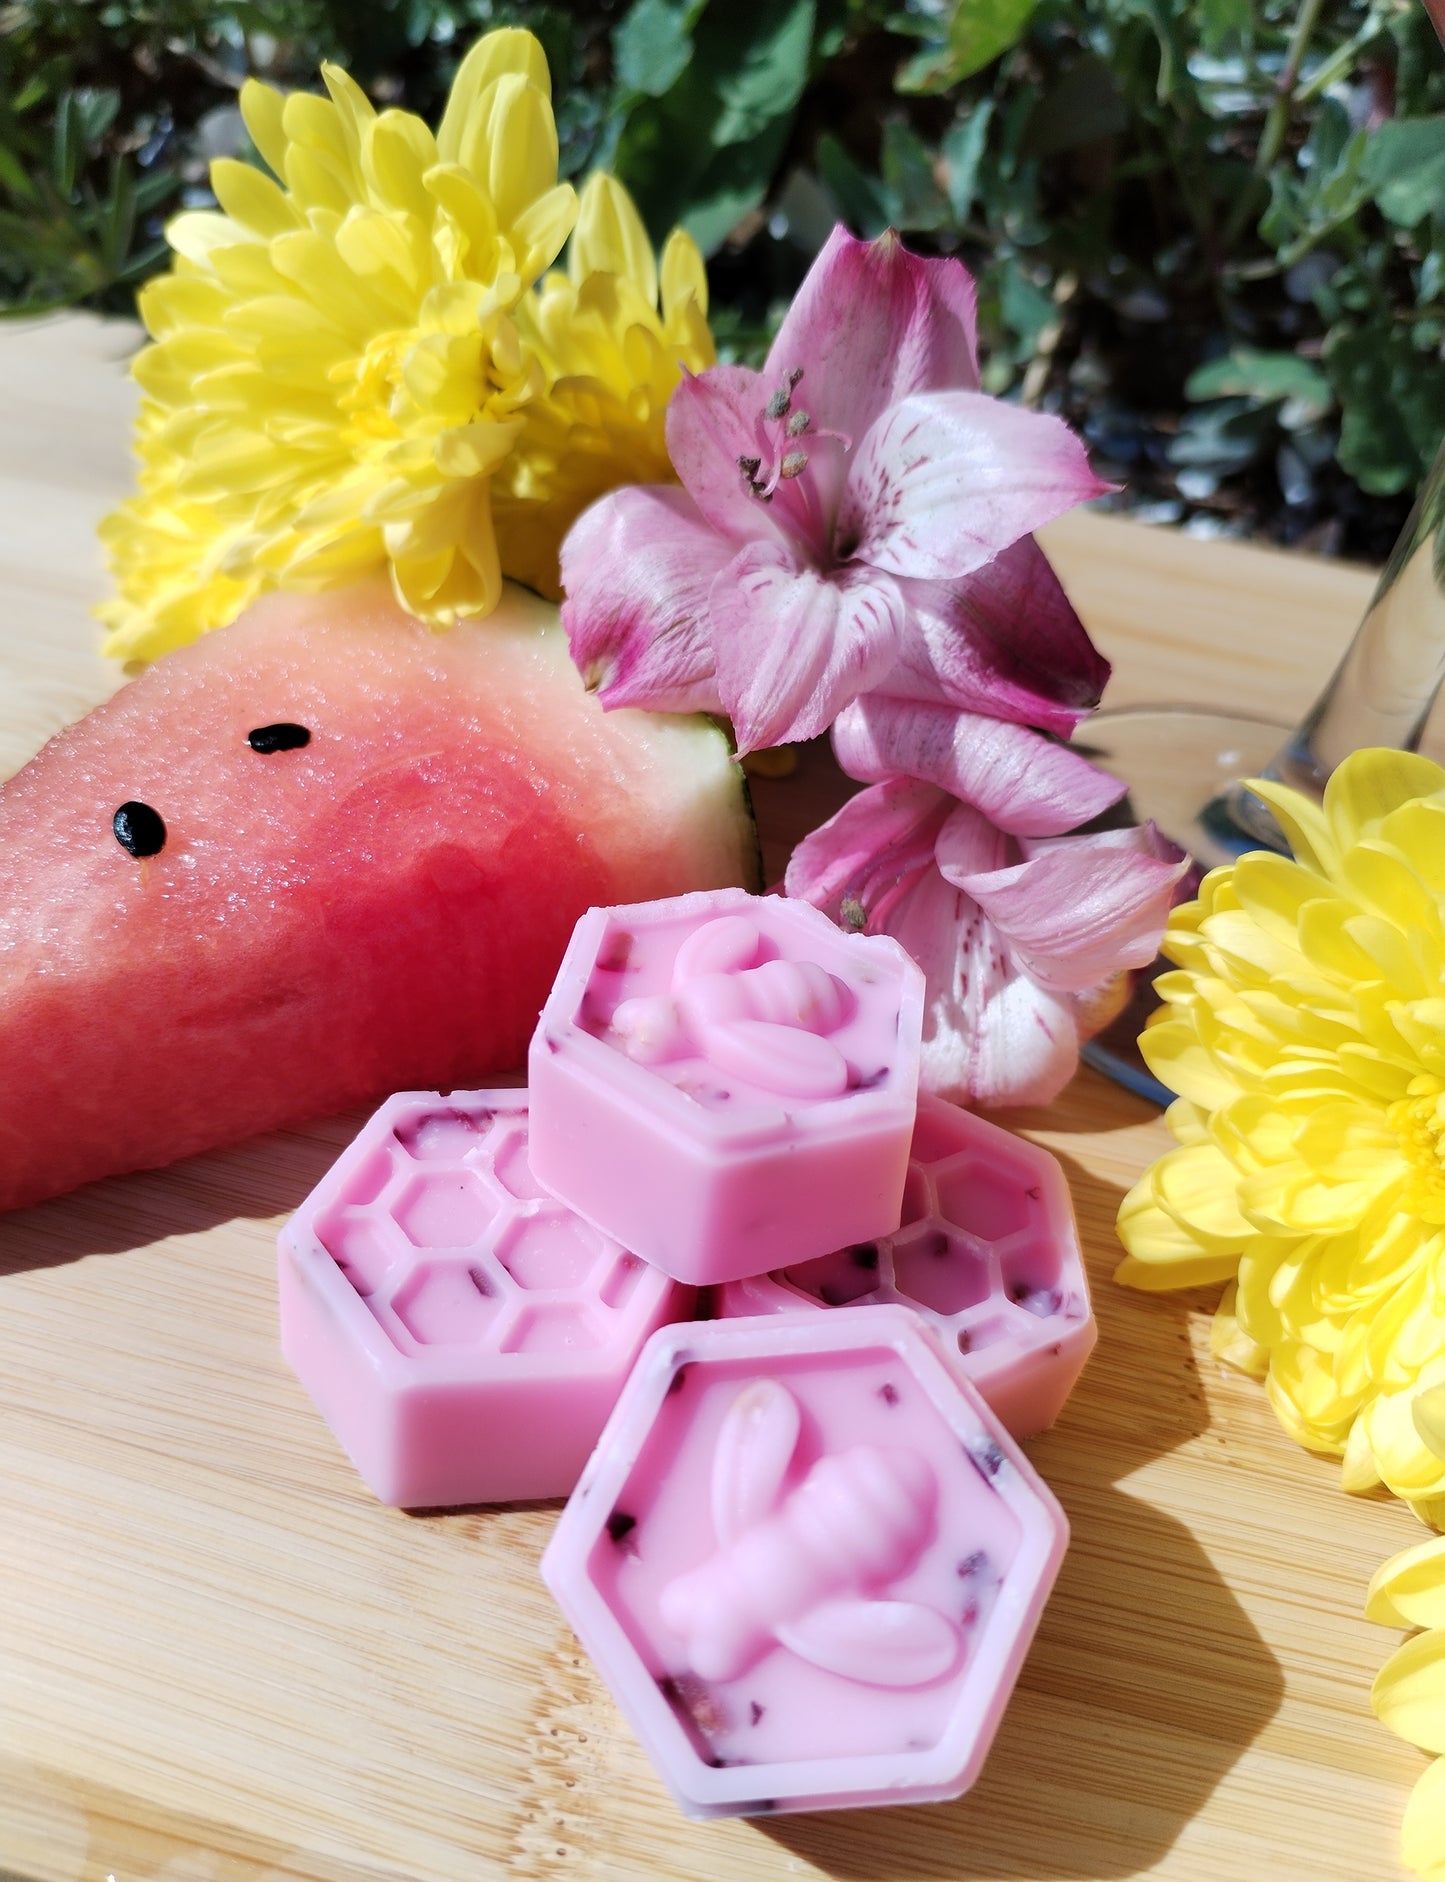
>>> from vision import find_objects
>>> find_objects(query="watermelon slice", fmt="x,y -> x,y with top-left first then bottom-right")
0,580 -> 759,1214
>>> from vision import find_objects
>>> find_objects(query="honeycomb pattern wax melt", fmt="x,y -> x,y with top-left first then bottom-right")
715,1094 -> 1096,1437
527,889 -> 925,1287
542,1307 -> 1068,1818
278,1089 -> 692,1507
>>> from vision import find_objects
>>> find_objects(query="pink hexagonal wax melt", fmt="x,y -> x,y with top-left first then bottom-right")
277,1089 -> 692,1507
716,1093 -> 1096,1437
526,889 -> 925,1286
541,1307 -> 1068,1818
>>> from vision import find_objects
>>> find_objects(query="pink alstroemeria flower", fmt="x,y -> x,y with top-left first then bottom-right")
561,226 -> 1111,754
786,699 -> 1188,1108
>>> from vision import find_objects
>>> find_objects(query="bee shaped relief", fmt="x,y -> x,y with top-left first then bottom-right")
611,913 -> 855,1100
657,1377 -> 961,1687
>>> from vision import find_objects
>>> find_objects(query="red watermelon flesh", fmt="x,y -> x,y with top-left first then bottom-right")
0,580 -> 758,1213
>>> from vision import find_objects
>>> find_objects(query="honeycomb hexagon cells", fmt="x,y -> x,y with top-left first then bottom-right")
491,1126 -> 552,1201
783,1243 -> 881,1306
900,1164 -> 931,1227
315,1209 -> 402,1297
393,1168 -> 499,1249
932,1155 -> 1038,1243
391,1261 -> 500,1345
891,1225 -> 994,1316
393,1106 -> 491,1161
496,1209 -> 604,1290
502,1304 -> 603,1354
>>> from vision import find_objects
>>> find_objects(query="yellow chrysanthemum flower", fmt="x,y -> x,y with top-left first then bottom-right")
492,170 -> 714,600
1116,748 -> 1445,1512
1369,1535 -> 1445,1879
97,32 -> 712,661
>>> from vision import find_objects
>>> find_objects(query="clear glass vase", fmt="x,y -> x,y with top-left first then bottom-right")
1081,433 -> 1445,1102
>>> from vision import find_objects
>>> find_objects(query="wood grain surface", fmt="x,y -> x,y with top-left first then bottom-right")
0,314 -> 1428,1882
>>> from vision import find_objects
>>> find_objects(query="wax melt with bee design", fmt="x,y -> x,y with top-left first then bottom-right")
526,889 -> 926,1286
541,1306 -> 1067,1818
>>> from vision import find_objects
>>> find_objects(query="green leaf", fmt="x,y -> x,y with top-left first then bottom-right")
75,88 -> 120,148
613,0 -> 698,100
612,0 -> 815,249
52,92 -> 82,198
101,159 -> 136,274
680,117 -> 793,252
0,141 -> 35,203
711,0 -> 815,146
880,118 -> 948,231
1198,0 -> 1250,58
1363,117 -> 1445,228
1328,321 -> 1445,497
816,132 -> 892,237
1185,346 -> 1332,420
945,0 -> 1040,84
1305,93 -> 1353,178
998,259 -> 1054,353
941,102 -> 992,224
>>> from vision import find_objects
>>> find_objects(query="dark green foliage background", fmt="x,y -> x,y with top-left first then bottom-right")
5,0 -> 1444,557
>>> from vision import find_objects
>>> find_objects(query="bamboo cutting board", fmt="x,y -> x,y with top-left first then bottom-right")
0,314 -> 1430,1882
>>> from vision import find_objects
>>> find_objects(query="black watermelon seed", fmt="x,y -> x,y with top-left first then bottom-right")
112,801 -> 166,858
749,1700 -> 764,1725
606,1511 -> 637,1545
878,1381 -> 900,1406
247,721 -> 311,753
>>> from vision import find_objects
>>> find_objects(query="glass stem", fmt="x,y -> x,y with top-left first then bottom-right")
1218,430 -> 1445,846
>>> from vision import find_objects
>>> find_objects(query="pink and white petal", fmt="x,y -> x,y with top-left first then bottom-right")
880,864 -> 1082,1108
931,799 -> 1016,878
765,226 -> 979,481
784,776 -> 950,916
837,391 -> 1111,583
710,543 -> 907,754
831,694 -> 1126,836
559,484 -> 729,713
665,364 -> 793,548
890,539 -> 1110,737
952,823 -> 1189,993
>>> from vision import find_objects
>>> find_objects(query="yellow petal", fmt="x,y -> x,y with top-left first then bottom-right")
433,417 -> 526,479
166,210 -> 247,263
1341,1411 -> 1384,1492
239,78 -> 290,180
1151,1140 -> 1255,1240
571,172 -> 658,304
1211,1283 -> 1271,1375
1402,1756 -> 1445,1880
661,225 -> 710,324
1380,799 -> 1445,895
209,158 -> 300,241
437,28 -> 552,167
483,76 -> 560,234
1115,1168 -> 1244,1290
1416,1382 -> 1445,1461
1374,1628 -> 1445,1754
1325,748 -> 1445,852
511,183 -> 579,286
1366,1535 -> 1445,1629
1242,777 -> 1339,877
363,108 -> 439,223
1139,1014 -> 1238,1110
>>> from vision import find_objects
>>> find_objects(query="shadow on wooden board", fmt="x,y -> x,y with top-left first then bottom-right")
765,1146 -> 1283,1880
